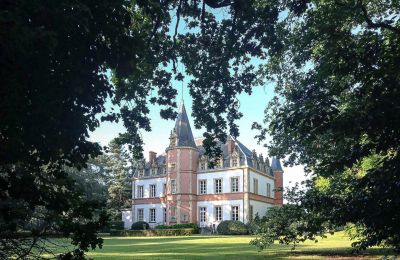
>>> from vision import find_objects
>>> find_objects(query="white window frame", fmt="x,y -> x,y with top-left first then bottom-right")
215,206 -> 222,222
253,178 -> 258,194
214,178 -> 222,194
199,179 -> 207,195
149,208 -> 156,223
137,208 -> 144,221
171,179 -> 176,194
137,185 -> 144,198
231,177 -> 239,193
231,205 -> 239,221
267,183 -> 271,198
199,207 -> 207,223
150,184 -> 156,198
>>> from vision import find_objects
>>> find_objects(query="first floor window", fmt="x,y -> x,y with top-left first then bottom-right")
137,208 -> 144,221
231,206 -> 239,221
137,185 -> 144,198
199,179 -> 207,194
150,184 -> 156,198
163,183 -> 167,195
171,179 -> 176,194
149,208 -> 156,222
214,179 -> 222,194
215,206 -> 222,221
231,177 -> 239,193
200,207 -> 207,222
267,183 -> 271,198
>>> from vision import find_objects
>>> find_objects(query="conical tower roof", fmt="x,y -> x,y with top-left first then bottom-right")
173,102 -> 196,148
271,157 -> 283,171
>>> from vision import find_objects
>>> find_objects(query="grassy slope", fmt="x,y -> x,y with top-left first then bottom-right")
68,232 -> 393,260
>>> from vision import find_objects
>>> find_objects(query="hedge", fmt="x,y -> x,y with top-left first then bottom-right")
131,221 -> 150,230
110,228 -> 195,236
217,220 -> 248,235
155,223 -> 199,233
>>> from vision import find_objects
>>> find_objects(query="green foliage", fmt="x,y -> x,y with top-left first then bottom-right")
247,214 -> 263,235
108,221 -> 125,231
217,220 -> 248,235
155,223 -> 199,233
131,221 -> 150,231
111,228 -> 195,237
252,0 -> 400,252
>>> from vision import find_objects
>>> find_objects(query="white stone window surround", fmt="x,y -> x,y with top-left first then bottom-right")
231,177 -> 239,193
199,179 -> 207,195
149,184 -> 156,198
214,178 -> 223,194
231,205 -> 239,221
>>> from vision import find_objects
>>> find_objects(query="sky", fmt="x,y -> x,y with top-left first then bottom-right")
89,7 -> 308,190
89,81 -> 308,189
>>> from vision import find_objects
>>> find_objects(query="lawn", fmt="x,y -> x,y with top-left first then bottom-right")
47,232 -> 394,259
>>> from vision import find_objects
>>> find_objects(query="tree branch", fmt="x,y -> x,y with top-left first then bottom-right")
358,1 -> 400,35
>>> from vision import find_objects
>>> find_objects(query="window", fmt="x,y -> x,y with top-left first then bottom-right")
163,183 -> 167,195
215,206 -> 222,221
170,205 -> 176,221
170,163 -> 176,170
267,183 -> 271,198
199,180 -> 207,194
253,178 -> 258,194
232,158 -> 238,167
163,207 -> 167,223
149,208 -> 156,222
200,162 -> 206,170
150,184 -> 156,198
231,177 -> 239,193
231,206 -> 239,221
214,179 -> 222,194
171,179 -> 176,194
137,185 -> 144,198
137,208 -> 144,221
200,207 -> 207,222
250,205 -> 254,220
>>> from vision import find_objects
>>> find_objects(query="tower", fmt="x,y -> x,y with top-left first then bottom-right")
271,157 -> 284,205
165,102 -> 199,224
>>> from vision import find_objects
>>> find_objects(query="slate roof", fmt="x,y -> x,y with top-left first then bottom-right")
271,157 -> 283,171
173,102 -> 196,148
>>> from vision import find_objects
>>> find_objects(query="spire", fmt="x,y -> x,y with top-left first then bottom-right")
171,101 -> 196,148
271,157 -> 283,171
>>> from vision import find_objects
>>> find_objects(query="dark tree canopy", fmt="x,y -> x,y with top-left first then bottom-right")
253,0 -> 400,251
0,0 -> 277,258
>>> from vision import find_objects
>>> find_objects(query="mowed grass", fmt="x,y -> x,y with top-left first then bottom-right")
47,232 -> 394,259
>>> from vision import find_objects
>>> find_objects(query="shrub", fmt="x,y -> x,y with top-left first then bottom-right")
155,223 -> 199,233
131,221 -> 150,230
110,228 -> 195,236
247,214 -> 263,234
103,221 -> 124,232
217,220 -> 248,235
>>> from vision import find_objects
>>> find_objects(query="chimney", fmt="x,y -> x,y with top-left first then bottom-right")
149,151 -> 157,163
227,136 -> 235,154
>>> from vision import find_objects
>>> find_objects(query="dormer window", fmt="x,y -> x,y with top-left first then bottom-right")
232,158 -> 238,167
200,162 -> 206,170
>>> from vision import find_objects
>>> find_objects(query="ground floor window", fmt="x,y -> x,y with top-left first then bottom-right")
163,207 -> 167,223
215,206 -> 222,221
200,207 -> 207,223
149,208 -> 156,222
231,206 -> 239,221
137,208 -> 144,221
249,205 -> 253,220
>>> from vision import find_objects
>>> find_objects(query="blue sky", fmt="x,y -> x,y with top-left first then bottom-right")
89,81 -> 307,189
89,8 -> 307,189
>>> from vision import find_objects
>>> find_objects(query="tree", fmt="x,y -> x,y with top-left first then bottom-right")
1,1 -> 278,257
253,0 -> 400,251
